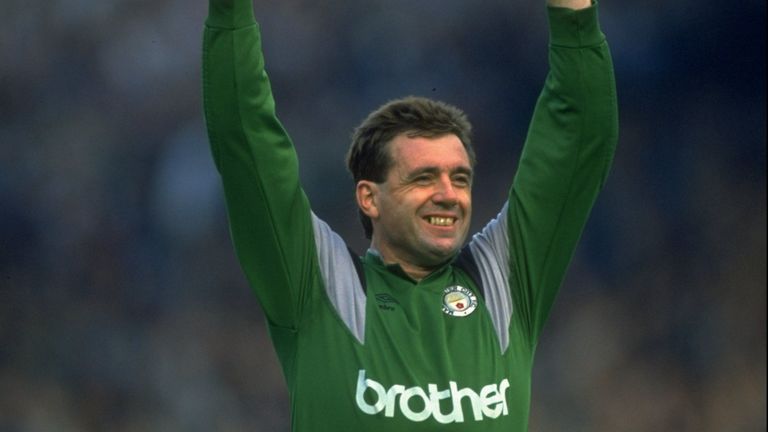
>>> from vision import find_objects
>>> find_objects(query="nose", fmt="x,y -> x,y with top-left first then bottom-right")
432,175 -> 458,206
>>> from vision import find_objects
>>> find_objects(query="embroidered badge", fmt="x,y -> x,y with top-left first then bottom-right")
375,293 -> 399,311
441,285 -> 477,317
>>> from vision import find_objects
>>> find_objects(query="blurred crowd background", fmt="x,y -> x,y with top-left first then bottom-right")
1,0 -> 765,431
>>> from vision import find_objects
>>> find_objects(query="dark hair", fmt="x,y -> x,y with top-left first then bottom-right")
345,96 -> 475,239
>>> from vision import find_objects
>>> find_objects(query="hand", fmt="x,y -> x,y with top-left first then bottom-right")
547,0 -> 592,9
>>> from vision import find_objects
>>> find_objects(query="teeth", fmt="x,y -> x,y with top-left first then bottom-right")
428,217 -> 455,226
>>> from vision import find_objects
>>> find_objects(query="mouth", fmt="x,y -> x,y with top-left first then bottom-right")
425,216 -> 457,227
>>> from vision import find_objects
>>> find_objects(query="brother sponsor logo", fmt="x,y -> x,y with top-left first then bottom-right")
355,370 -> 510,423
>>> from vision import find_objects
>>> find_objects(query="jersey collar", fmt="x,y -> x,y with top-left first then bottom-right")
364,248 -> 454,284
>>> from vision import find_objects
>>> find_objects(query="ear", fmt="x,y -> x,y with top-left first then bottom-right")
355,180 -> 380,220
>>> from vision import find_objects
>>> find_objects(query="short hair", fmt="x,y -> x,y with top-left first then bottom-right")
345,96 -> 475,239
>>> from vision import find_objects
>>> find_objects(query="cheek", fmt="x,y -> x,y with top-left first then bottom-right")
460,192 -> 472,211
390,190 -> 426,211
379,195 -> 413,225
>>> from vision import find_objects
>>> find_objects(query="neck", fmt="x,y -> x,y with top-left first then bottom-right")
368,243 -> 444,282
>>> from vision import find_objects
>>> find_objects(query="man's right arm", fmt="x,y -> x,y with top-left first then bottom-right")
203,0 -> 316,330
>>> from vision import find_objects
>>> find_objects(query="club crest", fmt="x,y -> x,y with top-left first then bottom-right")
441,285 -> 477,317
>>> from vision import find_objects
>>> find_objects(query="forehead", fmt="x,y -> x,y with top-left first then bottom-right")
388,134 -> 471,173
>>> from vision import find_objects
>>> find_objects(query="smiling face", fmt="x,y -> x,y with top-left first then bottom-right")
357,133 -> 473,276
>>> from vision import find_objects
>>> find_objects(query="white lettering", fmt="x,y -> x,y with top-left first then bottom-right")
400,386 -> 431,422
479,382 -> 504,418
356,370 -> 386,414
499,378 -> 510,416
450,380 -> 483,421
428,384 -> 455,424
384,384 -> 405,417
354,370 -> 510,424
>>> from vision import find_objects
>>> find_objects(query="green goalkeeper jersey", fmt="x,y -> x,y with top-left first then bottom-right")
202,1 -> 617,430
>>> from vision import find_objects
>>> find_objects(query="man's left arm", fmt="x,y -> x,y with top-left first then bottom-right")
507,1 -> 619,346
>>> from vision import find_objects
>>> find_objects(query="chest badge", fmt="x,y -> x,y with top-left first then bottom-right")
441,285 -> 477,317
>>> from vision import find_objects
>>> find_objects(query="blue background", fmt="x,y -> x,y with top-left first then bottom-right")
1,0 -> 765,430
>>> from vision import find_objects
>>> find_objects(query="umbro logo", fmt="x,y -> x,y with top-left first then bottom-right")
375,293 -> 399,311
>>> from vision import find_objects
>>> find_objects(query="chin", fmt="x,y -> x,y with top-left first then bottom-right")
425,241 -> 461,261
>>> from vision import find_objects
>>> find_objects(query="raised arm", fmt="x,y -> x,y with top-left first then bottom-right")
203,0 -> 316,330
508,1 -> 619,345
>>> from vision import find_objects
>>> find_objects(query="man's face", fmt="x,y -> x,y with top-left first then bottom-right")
369,133 -> 473,268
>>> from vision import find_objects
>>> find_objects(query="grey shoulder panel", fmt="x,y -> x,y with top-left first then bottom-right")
468,202 -> 513,353
311,213 -> 367,344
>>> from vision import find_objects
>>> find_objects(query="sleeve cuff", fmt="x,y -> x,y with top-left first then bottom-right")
547,1 -> 605,47
206,0 -> 256,29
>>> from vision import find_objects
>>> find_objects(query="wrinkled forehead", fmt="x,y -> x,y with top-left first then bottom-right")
387,134 -> 472,174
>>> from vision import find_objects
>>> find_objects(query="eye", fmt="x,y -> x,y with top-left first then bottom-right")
413,175 -> 434,185
452,175 -> 471,187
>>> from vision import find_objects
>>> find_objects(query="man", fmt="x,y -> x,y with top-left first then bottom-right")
202,0 -> 617,430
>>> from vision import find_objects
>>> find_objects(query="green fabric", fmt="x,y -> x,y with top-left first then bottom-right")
202,1 -> 617,430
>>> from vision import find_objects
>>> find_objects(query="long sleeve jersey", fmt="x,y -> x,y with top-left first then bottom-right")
202,1 -> 618,430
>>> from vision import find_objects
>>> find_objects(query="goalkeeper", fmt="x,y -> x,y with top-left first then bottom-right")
202,0 -> 617,430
